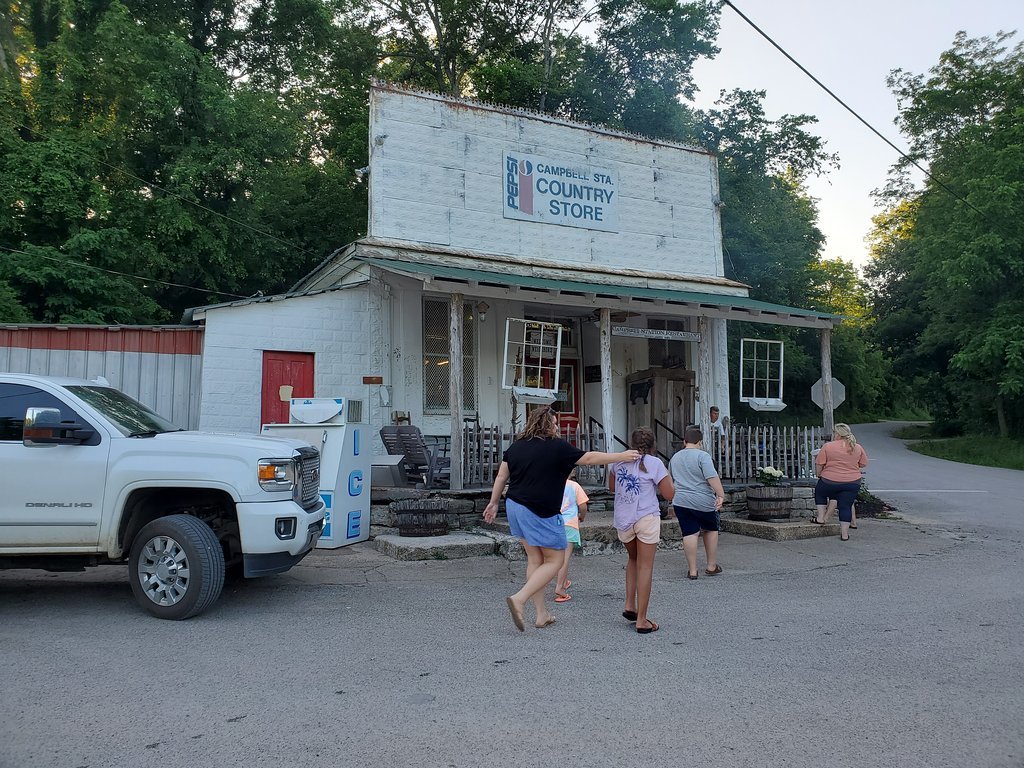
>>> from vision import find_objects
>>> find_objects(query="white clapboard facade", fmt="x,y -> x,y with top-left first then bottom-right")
192,83 -> 841,487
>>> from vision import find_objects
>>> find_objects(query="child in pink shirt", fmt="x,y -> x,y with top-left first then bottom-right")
554,471 -> 589,602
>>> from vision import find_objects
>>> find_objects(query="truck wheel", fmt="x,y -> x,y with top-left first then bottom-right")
129,514 -> 225,620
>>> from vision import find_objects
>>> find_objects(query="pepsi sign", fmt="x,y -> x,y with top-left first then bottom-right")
502,152 -> 618,232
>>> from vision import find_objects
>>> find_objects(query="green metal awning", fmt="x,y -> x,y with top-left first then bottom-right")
354,255 -> 841,328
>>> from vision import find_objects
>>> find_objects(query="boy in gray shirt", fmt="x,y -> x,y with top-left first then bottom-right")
669,427 -> 726,579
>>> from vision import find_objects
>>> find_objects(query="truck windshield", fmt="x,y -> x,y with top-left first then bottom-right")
66,386 -> 181,437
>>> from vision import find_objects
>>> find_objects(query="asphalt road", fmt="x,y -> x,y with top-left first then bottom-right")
855,421 -> 1023,532
1,422 -> 1022,768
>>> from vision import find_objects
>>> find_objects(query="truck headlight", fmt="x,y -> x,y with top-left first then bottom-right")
258,459 -> 295,491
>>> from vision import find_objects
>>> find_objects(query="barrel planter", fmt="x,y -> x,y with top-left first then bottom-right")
390,499 -> 451,537
746,484 -> 793,520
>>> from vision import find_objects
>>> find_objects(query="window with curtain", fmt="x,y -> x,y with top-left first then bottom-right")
423,298 -> 476,413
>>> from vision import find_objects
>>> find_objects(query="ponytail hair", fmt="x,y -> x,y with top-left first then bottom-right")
630,427 -> 656,473
834,423 -> 857,452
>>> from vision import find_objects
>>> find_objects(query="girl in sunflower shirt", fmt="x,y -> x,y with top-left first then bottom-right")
609,427 -> 674,634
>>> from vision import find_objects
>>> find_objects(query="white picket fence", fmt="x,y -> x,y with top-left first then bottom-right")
461,422 -> 827,487
707,425 -> 827,482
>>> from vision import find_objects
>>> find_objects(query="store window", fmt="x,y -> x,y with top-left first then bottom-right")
647,319 -> 690,368
423,298 -> 476,413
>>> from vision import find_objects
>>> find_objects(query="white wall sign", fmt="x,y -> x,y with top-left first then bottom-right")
612,326 -> 700,342
503,152 -> 619,232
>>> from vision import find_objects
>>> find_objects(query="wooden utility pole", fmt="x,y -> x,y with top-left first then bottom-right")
697,316 -> 713,439
599,308 -> 614,451
820,327 -> 834,436
448,293 -> 464,490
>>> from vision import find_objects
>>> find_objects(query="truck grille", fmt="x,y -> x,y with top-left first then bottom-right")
295,447 -> 322,510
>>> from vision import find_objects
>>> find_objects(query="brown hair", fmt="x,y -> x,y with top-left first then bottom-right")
684,427 -> 703,444
518,405 -> 558,440
630,427 -> 656,473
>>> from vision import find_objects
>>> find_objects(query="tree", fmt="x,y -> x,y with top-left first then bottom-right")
378,0 -> 719,138
0,0 -> 377,323
871,32 -> 1024,436
696,89 -> 836,307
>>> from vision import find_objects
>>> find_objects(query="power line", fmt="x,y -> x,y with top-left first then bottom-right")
0,245 -> 249,299
0,115 -> 325,262
720,0 -> 992,222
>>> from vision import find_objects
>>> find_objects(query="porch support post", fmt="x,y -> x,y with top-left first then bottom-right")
448,293 -> 464,490
696,316 -> 714,439
599,307 -> 614,451
820,327 -> 835,437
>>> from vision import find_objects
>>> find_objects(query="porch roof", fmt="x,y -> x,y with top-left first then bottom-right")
355,255 -> 841,329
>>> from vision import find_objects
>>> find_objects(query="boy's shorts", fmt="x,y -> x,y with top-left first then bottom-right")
673,505 -> 721,537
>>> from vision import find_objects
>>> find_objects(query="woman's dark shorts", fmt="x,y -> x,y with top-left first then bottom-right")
673,505 -> 721,537
814,478 -> 861,522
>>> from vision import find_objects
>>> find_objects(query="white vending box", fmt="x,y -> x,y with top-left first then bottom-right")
261,397 -> 371,548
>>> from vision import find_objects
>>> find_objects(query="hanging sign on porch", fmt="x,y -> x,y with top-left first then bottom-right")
503,152 -> 619,232
612,326 -> 701,342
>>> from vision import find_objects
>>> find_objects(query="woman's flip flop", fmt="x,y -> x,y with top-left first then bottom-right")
554,593 -> 572,603
636,621 -> 659,634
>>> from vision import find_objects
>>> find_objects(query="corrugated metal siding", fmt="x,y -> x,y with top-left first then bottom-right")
0,326 -> 204,428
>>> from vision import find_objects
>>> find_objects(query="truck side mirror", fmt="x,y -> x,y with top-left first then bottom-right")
23,407 -> 96,446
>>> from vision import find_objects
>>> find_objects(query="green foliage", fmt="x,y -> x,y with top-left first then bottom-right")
1,0 -> 376,323
696,89 -> 837,309
891,424 -> 934,440
869,32 -> 1024,437
908,435 -> 1024,471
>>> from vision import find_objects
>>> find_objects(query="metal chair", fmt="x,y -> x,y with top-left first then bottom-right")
395,426 -> 451,489
379,426 -> 404,456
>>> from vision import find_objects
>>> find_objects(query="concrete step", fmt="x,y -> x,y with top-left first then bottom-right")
720,515 -> 841,541
373,532 -> 497,561
481,508 -> 842,546
374,510 -> 845,561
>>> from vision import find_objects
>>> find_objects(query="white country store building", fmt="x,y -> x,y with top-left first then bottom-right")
189,83 -> 841,488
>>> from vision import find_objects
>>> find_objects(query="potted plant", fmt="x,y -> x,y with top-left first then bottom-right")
746,466 -> 793,520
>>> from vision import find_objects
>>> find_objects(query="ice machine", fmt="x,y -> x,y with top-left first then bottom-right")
261,397 -> 371,548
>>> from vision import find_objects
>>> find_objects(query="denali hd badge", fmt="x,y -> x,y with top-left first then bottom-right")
26,502 -> 94,508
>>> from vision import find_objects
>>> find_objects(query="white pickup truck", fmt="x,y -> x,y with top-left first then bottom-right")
0,373 -> 325,619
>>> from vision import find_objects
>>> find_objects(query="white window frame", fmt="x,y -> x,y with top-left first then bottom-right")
739,338 -> 785,404
501,318 -> 563,392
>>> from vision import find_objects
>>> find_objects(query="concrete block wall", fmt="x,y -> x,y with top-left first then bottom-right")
198,287 -> 378,434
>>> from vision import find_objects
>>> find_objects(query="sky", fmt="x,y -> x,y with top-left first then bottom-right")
689,0 -> 1021,270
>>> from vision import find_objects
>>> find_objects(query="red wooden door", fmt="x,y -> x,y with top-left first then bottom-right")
261,351 -> 314,425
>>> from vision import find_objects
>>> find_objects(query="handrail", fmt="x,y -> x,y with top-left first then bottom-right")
652,418 -> 684,444
651,418 -> 682,462
587,416 -> 629,451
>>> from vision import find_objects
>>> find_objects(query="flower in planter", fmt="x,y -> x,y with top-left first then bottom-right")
755,466 -> 785,486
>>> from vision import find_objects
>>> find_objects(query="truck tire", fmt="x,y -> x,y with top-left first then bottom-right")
128,514 -> 225,620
